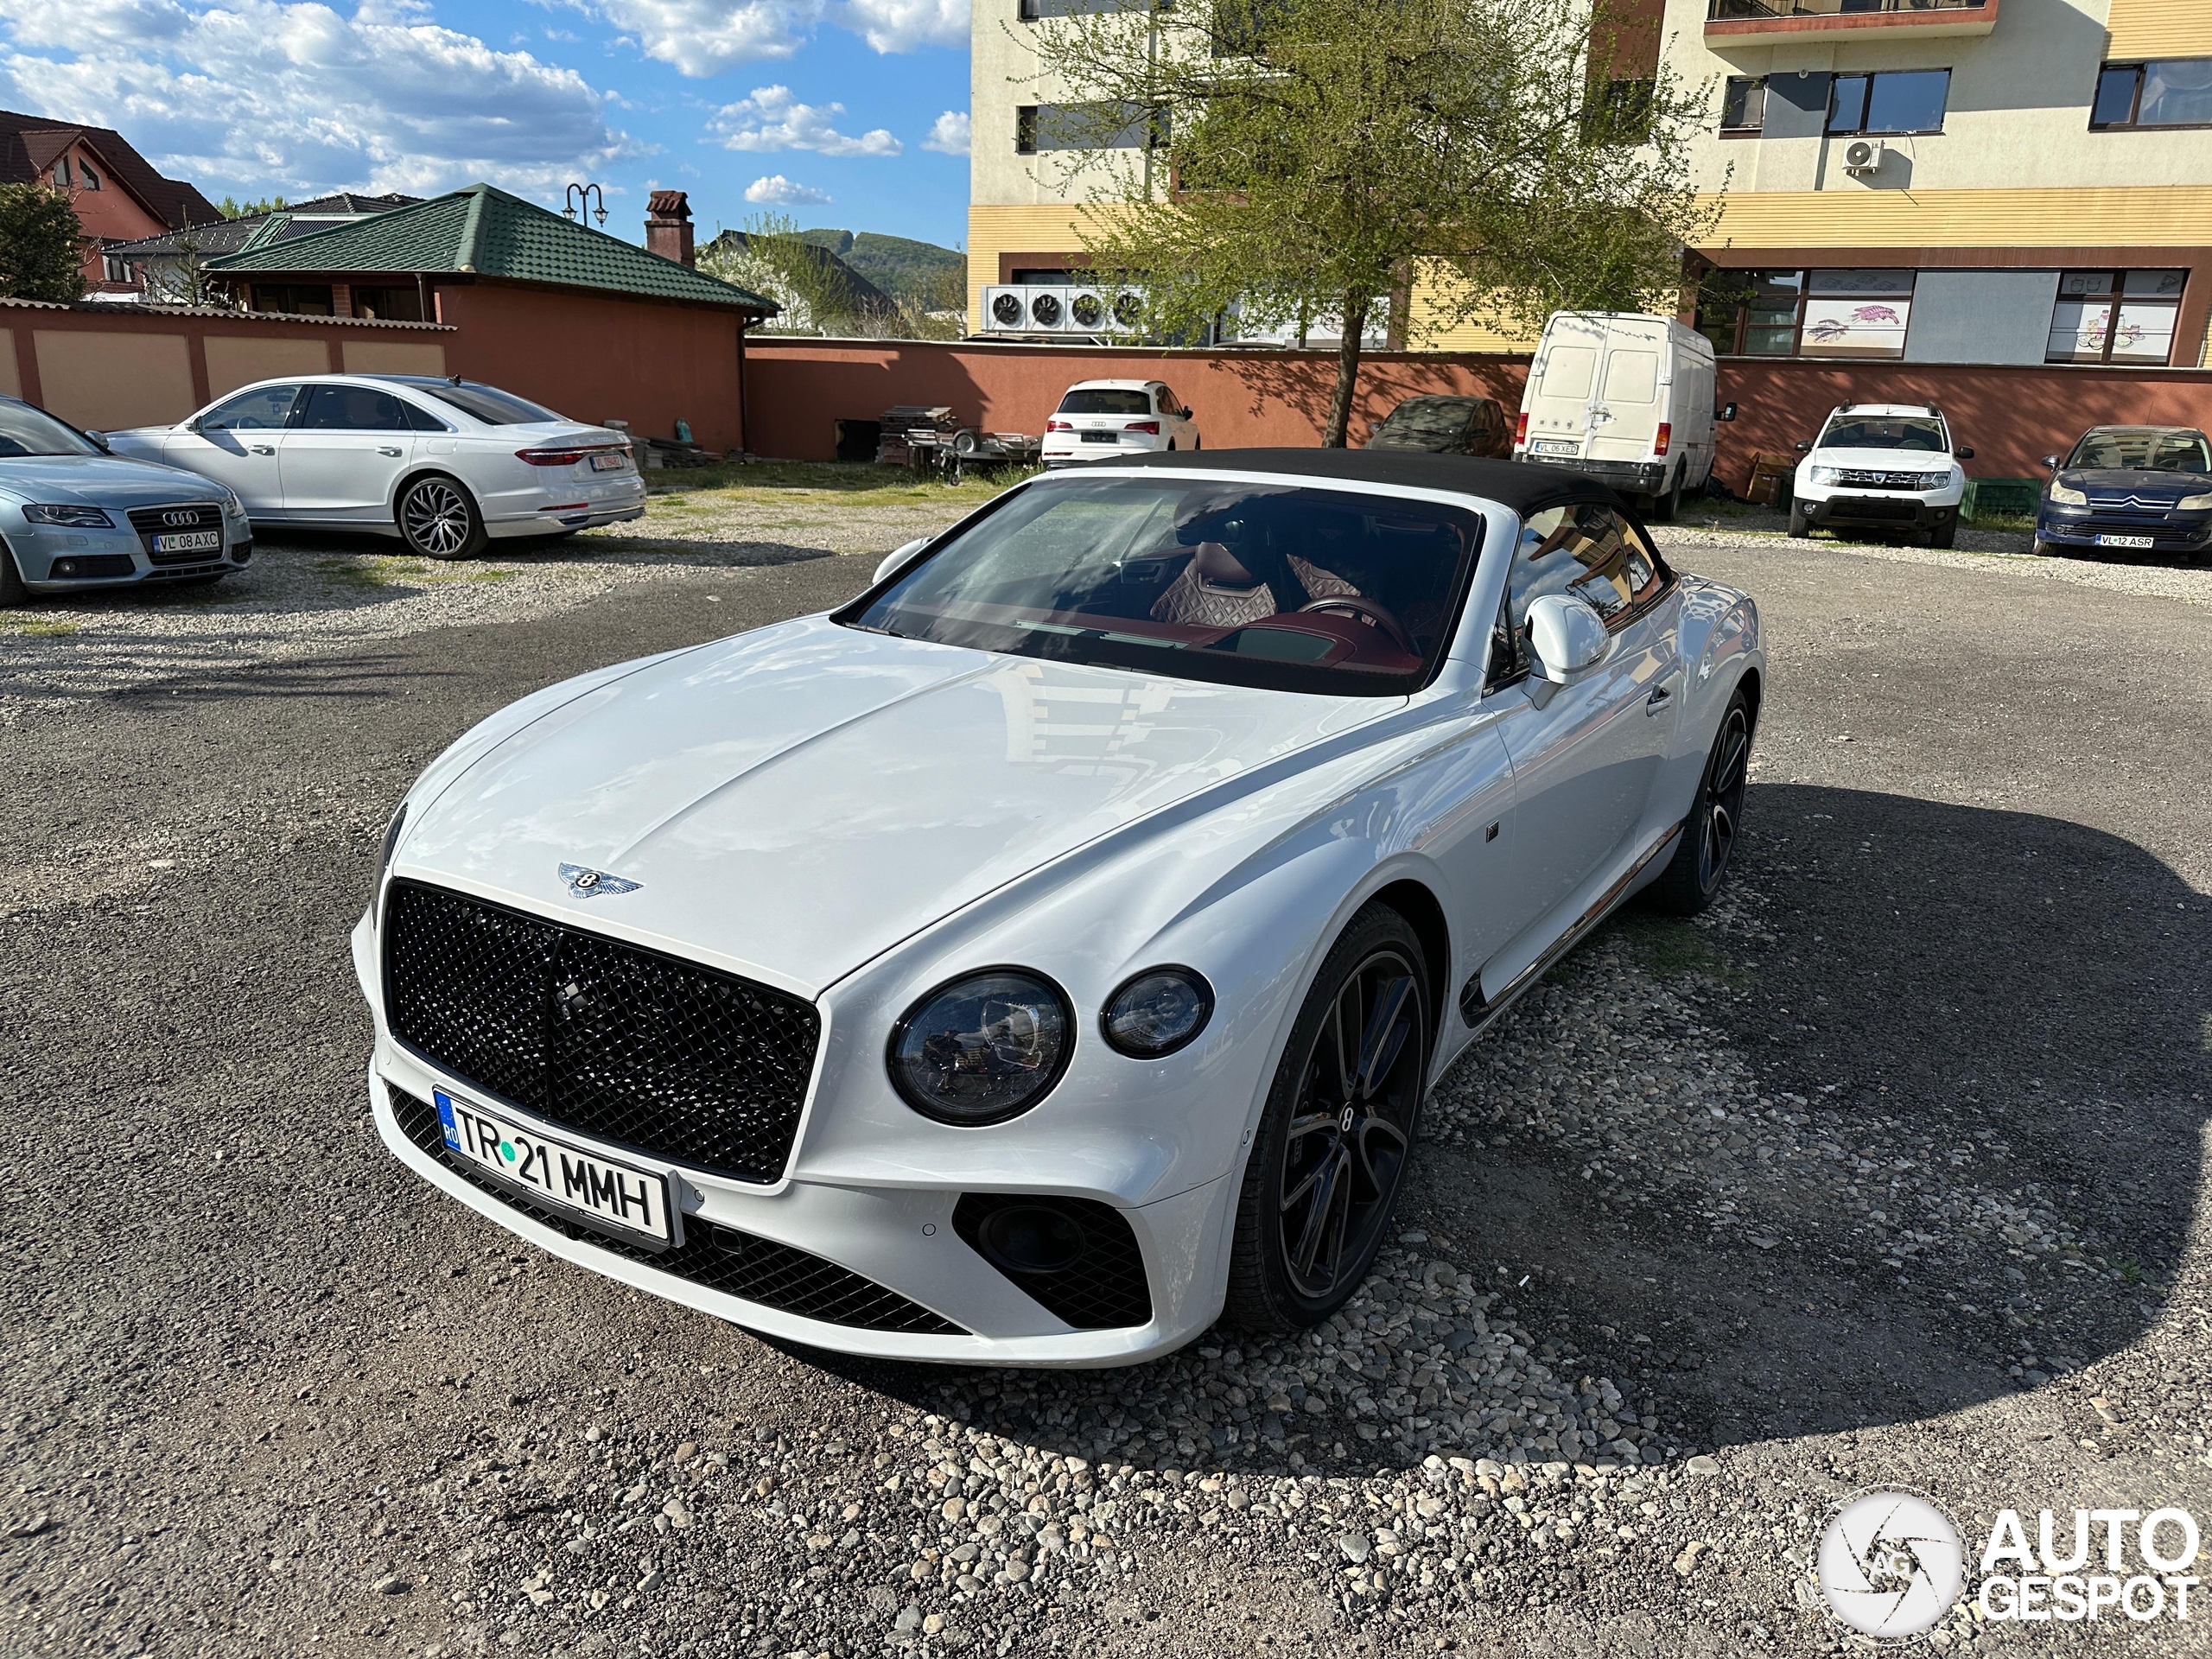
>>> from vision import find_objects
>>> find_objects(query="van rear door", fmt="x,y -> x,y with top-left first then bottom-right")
1585,330 -> 1666,465
1521,315 -> 1605,459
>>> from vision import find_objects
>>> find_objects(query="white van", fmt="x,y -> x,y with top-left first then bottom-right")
1512,312 -> 1729,518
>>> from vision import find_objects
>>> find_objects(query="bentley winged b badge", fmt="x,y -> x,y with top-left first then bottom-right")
559,863 -> 642,899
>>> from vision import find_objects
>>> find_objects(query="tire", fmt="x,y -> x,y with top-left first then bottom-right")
1927,521 -> 1956,550
1649,468 -> 1683,523
1787,502 -> 1810,538
1166,439 -> 1177,453
0,537 -> 26,607
2032,537 -> 2064,559
1224,902 -> 1432,1332
1192,435 -> 1202,451
396,473 -> 486,561
1643,689 -> 1752,918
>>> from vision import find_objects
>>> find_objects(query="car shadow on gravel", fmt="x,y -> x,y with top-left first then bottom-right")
785,785 -> 2209,1484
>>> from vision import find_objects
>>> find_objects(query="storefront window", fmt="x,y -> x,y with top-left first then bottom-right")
1798,270 -> 1915,359
2046,270 -> 2185,364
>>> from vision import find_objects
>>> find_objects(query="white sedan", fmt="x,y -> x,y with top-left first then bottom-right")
1042,378 -> 1199,466
108,374 -> 645,559
355,449 -> 1764,1366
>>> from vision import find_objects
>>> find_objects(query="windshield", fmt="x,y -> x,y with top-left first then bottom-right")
416,382 -> 563,425
1819,415 -> 1947,452
840,477 -> 1484,696
0,400 -> 102,458
2066,429 -> 2212,473
1058,389 -> 1153,416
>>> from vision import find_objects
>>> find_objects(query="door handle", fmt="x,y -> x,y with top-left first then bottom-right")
249,444 -> 274,454
1645,683 -> 1675,713
377,446 -> 402,457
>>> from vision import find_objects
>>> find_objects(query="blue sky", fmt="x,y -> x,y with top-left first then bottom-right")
0,0 -> 973,250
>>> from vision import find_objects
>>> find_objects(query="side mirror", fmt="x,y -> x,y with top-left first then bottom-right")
2042,454 -> 2063,471
1793,440 -> 1812,454
873,537 -> 929,587
1180,408 -> 1194,420
1524,594 -> 1611,698
83,429 -> 110,451
1955,445 -> 1975,460
1718,402 -> 1738,422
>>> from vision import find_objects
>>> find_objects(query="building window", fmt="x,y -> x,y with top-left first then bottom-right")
1827,69 -> 1950,136
1016,101 -> 1167,154
50,156 -> 70,188
1020,0 -> 1168,16
103,255 -> 132,284
249,283 -> 337,317
2046,270 -> 2185,363
80,162 -> 101,191
352,284 -> 425,322
1720,76 -> 1766,135
1694,268 -> 1914,357
2091,60 -> 2212,129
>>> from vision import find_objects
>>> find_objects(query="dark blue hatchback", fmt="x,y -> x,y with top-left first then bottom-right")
2036,425 -> 2212,560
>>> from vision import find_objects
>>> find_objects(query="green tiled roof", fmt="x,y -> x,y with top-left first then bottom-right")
207,183 -> 774,313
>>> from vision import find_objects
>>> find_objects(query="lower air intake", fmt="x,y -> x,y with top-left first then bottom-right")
952,1192 -> 1153,1330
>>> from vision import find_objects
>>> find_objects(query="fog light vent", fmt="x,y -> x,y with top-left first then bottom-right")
51,554 -> 136,579
952,1192 -> 1153,1330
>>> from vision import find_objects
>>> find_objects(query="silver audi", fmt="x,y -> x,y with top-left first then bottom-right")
0,395 -> 252,605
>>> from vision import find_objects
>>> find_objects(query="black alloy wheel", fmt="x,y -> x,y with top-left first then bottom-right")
397,473 -> 487,561
1226,903 -> 1430,1331
1645,688 -> 1752,916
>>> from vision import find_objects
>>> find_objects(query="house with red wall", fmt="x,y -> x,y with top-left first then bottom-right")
0,110 -> 219,293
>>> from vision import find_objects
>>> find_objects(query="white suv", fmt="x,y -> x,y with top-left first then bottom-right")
1789,404 -> 1971,548
1042,379 -> 1199,465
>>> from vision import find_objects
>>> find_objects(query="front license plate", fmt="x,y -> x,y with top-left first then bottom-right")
2097,533 -> 2154,549
434,1087 -> 677,1247
1532,439 -> 1578,455
152,530 -> 222,553
589,452 -> 627,472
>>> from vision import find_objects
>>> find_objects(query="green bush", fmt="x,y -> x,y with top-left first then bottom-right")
0,183 -> 86,302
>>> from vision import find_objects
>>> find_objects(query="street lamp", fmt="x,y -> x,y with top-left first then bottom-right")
563,182 -> 608,226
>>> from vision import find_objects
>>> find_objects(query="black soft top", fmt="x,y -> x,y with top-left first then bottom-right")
1116,447 -> 1625,516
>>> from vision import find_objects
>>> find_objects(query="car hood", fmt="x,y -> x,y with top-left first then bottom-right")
1804,448 -> 1955,474
2054,467 -> 2212,501
0,452 -> 200,505
397,615 -> 1392,995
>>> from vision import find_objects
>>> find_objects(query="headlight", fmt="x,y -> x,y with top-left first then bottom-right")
2178,492 -> 2212,511
1100,967 -> 1214,1058
1807,467 -> 1840,486
2047,483 -> 2088,506
374,803 -> 408,918
222,489 -> 246,517
22,504 -> 114,527
887,969 -> 1073,1126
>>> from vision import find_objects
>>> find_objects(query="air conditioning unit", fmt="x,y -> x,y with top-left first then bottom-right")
1025,288 -> 1069,332
1065,288 -> 1108,334
982,285 -> 1029,334
1842,138 -> 1885,176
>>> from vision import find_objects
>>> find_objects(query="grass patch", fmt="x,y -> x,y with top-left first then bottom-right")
646,459 -> 1037,510
1970,510 -> 2038,534
316,556 -> 516,589
1611,913 -> 1751,986
2,613 -> 79,637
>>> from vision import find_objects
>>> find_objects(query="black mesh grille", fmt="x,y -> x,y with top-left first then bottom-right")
125,502 -> 228,564
382,880 -> 821,1185
953,1193 -> 1153,1330
1830,494 -> 1920,521
387,1085 -> 963,1335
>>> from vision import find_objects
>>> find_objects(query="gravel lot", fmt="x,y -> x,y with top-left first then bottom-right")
3,472 -> 2209,1659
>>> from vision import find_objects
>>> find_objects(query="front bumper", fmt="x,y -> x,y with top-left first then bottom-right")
1798,493 -> 1957,531
1518,453 -> 1669,494
2036,510 -> 2212,553
15,518 -> 253,594
352,912 -> 1227,1365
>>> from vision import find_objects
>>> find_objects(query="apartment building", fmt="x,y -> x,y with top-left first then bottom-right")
968,0 -> 2212,367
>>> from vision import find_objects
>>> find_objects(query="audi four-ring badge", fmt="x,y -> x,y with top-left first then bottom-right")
355,450 -> 1765,1365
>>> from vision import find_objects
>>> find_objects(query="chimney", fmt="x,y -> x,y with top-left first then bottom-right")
645,190 -> 694,266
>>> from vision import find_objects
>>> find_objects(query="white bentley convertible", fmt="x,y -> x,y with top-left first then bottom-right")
354,450 -> 1763,1366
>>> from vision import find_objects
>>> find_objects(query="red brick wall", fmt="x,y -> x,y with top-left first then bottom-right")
743,337 -> 2212,489
435,281 -> 747,452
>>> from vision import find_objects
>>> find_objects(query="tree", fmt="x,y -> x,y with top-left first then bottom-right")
0,183 -> 87,302
1021,0 -> 1719,444
698,213 -> 868,334
137,219 -> 222,306
219,195 -> 289,219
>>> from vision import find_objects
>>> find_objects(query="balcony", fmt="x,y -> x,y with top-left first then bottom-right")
1705,0 -> 1998,45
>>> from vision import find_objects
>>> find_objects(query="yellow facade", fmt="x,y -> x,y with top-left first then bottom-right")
2105,0 -> 2212,61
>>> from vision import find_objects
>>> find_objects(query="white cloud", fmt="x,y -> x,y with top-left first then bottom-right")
921,109 -> 968,156
0,0 -> 642,202
586,0 -> 823,75
710,85 -> 899,156
743,173 -> 830,205
841,0 -> 966,53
